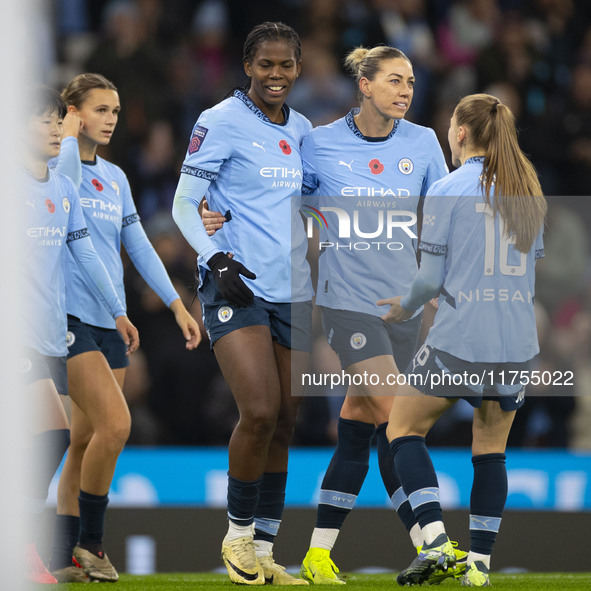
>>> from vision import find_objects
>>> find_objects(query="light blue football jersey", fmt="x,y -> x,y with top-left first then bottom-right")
302,110 -> 447,316
420,157 -> 545,362
22,169 -> 89,356
62,157 -> 134,328
61,156 -> 179,329
180,90 -> 313,303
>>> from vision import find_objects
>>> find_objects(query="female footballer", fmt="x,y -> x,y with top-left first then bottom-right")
298,46 -> 456,585
48,73 -> 200,583
172,22 -> 313,586
22,86 -> 137,583
381,93 -> 546,587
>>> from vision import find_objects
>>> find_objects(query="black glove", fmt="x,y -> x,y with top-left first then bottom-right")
207,252 -> 256,308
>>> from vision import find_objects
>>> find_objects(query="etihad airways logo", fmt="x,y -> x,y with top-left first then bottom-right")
260,167 -> 302,189
80,197 -> 123,215
259,167 -> 302,179
27,225 -> 67,246
27,226 -> 66,238
341,187 -> 410,198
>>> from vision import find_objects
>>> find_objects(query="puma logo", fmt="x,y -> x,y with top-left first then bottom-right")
252,141 -> 266,151
420,490 -> 439,496
338,160 -> 353,171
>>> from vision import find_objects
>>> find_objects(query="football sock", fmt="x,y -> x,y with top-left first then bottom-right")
226,473 -> 262,540
78,490 -> 108,555
29,429 -> 70,512
226,521 -> 255,542
375,423 -> 417,534
409,523 -> 423,549
469,453 -> 506,555
467,551 -> 491,569
253,539 -> 273,558
27,429 -> 70,546
390,436 -> 442,530
254,472 -> 287,551
316,418 -> 374,530
49,515 -> 80,571
309,527 -> 339,551
421,521 -> 446,546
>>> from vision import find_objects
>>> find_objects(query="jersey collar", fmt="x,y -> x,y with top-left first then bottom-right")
24,167 -> 50,183
465,156 -> 485,165
233,89 -> 290,126
345,108 -> 399,142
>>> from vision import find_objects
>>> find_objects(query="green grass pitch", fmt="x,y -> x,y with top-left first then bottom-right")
54,572 -> 591,589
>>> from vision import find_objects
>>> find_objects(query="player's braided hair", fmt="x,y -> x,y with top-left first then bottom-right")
61,73 -> 117,109
241,22 -> 301,90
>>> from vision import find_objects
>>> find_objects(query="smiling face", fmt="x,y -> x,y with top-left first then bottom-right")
360,57 -> 414,120
28,108 -> 63,162
244,39 -> 301,120
75,88 -> 121,147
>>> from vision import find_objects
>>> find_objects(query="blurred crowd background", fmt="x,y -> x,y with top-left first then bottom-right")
39,0 -> 591,448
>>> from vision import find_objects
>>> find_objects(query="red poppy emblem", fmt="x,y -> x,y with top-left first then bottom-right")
279,140 -> 292,155
369,159 -> 384,175
92,179 -> 104,191
45,199 -> 55,213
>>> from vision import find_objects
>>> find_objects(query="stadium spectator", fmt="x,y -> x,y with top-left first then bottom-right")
47,72 -> 200,583
287,38 -> 356,126
557,62 -> 591,197
172,22 -> 313,585
437,0 -> 499,69
126,120 -> 180,220
373,0 -> 438,122
535,200 -> 588,315
381,92 -> 546,586
433,0 -> 500,102
83,0 -> 171,171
